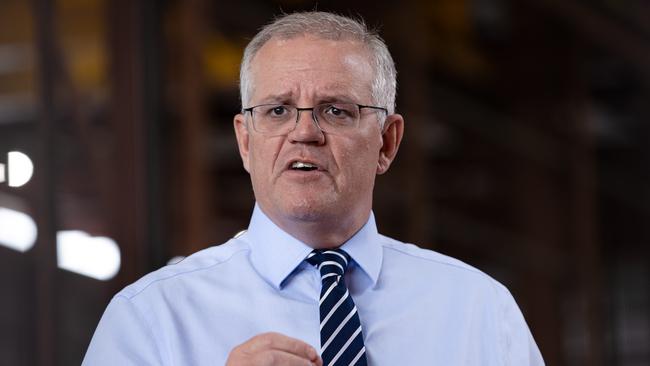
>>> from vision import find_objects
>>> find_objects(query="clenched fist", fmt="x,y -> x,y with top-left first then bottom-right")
226,332 -> 323,366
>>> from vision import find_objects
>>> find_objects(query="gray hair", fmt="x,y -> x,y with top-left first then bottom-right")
239,11 -> 397,115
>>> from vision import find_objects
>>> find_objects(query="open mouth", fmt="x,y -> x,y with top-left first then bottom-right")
290,161 -> 319,172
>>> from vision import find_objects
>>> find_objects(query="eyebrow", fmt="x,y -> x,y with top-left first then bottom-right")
256,92 -> 294,104
256,93 -> 359,105
316,94 -> 357,104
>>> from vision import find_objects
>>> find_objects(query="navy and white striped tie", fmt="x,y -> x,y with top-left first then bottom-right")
307,249 -> 367,366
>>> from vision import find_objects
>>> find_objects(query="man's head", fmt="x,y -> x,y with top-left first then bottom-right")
239,12 -> 398,116
233,12 -> 404,248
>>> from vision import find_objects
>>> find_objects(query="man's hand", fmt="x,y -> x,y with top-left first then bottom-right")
226,332 -> 323,366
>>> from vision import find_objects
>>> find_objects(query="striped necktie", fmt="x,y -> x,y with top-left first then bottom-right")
307,249 -> 367,366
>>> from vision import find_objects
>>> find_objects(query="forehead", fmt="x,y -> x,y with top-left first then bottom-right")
249,35 -> 375,103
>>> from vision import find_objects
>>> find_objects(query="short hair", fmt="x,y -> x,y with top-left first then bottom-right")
239,11 -> 397,115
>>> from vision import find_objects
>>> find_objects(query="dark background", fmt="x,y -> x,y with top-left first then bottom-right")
0,0 -> 648,365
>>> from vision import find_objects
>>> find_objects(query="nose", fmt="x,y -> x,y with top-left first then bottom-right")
288,108 -> 325,144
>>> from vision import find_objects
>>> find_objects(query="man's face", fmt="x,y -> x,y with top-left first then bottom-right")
234,35 -> 402,239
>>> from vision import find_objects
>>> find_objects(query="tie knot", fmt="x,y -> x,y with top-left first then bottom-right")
306,249 -> 350,277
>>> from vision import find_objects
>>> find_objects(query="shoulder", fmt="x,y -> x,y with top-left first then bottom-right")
377,235 -> 545,364
116,238 -> 250,300
378,234 -> 510,295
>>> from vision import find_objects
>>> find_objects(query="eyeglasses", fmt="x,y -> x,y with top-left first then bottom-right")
242,103 -> 388,135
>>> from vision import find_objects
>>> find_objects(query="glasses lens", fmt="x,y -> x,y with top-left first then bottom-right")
316,103 -> 360,131
249,103 -> 367,134
252,105 -> 296,134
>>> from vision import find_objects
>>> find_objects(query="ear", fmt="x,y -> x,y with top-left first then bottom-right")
377,113 -> 404,175
233,113 -> 251,173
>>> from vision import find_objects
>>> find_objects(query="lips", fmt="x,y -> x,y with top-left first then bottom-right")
291,161 -> 318,170
287,159 -> 325,172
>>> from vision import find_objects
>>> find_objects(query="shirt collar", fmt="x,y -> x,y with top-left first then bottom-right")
246,203 -> 382,290
338,211 -> 382,288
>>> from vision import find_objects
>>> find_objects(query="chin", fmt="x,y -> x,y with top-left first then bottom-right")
282,197 -> 338,223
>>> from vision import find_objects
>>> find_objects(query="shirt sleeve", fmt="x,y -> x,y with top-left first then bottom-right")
82,295 -> 164,366
499,285 -> 546,366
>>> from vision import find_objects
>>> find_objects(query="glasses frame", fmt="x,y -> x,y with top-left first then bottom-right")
242,103 -> 388,134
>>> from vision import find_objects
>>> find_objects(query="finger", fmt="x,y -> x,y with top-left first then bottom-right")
250,332 -> 320,362
253,349 -> 322,366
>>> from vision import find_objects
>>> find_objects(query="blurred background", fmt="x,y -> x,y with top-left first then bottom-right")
0,0 -> 649,365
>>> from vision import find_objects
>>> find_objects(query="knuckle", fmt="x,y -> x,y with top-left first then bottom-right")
256,334 -> 275,348
255,352 -> 276,364
297,341 -> 311,353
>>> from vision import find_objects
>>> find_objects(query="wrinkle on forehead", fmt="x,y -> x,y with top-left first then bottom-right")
248,35 -> 375,105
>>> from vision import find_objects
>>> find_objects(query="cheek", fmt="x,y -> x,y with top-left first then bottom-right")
338,139 -> 381,187
248,137 -> 284,176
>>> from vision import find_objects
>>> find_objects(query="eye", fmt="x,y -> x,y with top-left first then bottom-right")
329,106 -> 343,116
324,104 -> 354,119
268,105 -> 288,117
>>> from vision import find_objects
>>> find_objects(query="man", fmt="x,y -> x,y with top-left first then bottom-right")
83,11 -> 544,366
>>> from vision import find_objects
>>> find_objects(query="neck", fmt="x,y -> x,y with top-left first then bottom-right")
260,206 -> 370,249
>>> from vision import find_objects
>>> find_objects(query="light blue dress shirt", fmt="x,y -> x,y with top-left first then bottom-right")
83,205 -> 544,365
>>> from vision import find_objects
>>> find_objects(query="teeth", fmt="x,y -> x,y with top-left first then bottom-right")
291,161 -> 317,169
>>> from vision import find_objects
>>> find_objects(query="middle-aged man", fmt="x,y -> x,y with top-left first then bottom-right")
83,11 -> 545,366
